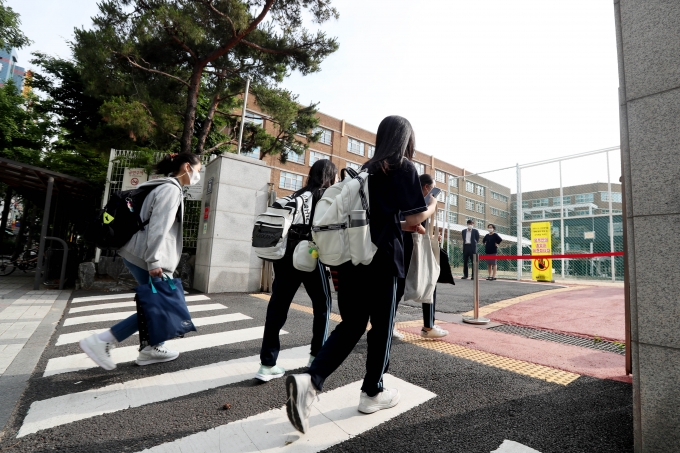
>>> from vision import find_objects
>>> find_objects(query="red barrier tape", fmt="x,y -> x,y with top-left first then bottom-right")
478,252 -> 624,260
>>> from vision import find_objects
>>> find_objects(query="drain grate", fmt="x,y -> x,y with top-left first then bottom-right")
489,324 -> 625,355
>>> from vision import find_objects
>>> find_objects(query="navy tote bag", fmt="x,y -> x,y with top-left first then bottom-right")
135,275 -> 197,347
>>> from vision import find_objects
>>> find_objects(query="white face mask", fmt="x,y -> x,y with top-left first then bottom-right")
488,228 -> 494,233
187,166 -> 201,186
467,225 -> 472,230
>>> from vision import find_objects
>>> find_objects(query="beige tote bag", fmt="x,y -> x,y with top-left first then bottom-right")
403,215 -> 441,304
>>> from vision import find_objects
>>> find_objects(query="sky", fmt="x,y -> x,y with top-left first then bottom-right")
8,0 -> 622,189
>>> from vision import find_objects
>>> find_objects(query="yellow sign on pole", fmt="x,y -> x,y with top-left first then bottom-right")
530,222 -> 553,282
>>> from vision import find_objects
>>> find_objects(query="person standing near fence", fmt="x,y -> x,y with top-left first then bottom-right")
255,159 -> 336,382
461,219 -> 479,279
79,152 -> 201,370
285,115 -> 437,433
483,223 -> 502,281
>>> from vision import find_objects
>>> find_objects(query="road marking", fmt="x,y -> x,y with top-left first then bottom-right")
135,374 -> 435,453
250,294 -> 344,323
461,286 -> 585,317
71,293 -> 137,304
19,346 -> 309,438
68,295 -> 211,314
492,440 -> 542,453
54,313 -> 253,346
63,303 -> 228,326
44,326 -> 278,377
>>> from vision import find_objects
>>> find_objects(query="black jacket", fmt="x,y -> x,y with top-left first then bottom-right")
461,228 -> 479,247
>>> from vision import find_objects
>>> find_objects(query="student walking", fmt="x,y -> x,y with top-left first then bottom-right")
80,152 -> 202,370
394,173 -> 448,340
461,219 -> 480,279
483,223 -> 502,280
285,116 -> 437,433
255,160 -> 337,381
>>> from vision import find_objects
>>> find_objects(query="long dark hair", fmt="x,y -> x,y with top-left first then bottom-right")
295,159 -> 337,198
366,115 -> 416,174
156,152 -> 201,176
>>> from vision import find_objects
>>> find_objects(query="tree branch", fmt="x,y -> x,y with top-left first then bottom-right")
240,39 -> 295,56
114,52 -> 191,87
205,140 -> 237,153
203,0 -> 237,39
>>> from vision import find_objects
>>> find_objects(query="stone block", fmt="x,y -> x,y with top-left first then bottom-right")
637,342 -> 680,452
96,257 -> 109,275
106,257 -> 128,280
78,262 -> 95,290
625,216 -> 639,342
627,89 -> 680,217
219,156 -> 271,191
193,264 -> 210,293
620,0 -> 680,101
214,185 -> 266,217
632,214 -> 680,349
212,210 -> 257,243
207,266 -> 260,293
209,238 -> 255,269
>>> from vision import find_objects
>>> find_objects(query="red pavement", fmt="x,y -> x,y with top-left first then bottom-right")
402,323 -> 630,383
488,286 -> 625,342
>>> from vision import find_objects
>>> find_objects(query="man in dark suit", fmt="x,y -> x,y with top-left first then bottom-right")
461,220 -> 479,279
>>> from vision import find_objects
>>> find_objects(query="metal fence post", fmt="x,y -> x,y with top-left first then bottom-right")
516,163 -> 522,281
606,150 -> 616,281
33,177 -> 54,290
463,253 -> 490,325
559,161 -> 565,279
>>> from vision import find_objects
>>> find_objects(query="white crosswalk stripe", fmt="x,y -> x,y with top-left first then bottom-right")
63,303 -> 228,326
18,346 -> 309,437
44,326 -> 277,377
54,313 -> 253,346
68,295 -> 211,314
134,374 -> 436,453
70,293 -> 137,304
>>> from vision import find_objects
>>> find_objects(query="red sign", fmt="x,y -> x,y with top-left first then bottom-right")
131,178 -> 139,186
204,207 -> 210,220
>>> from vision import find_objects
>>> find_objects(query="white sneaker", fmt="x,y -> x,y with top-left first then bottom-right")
79,334 -> 116,370
285,374 -> 317,434
392,327 -> 405,340
358,388 -> 401,414
421,325 -> 449,339
255,364 -> 286,382
135,344 -> 179,366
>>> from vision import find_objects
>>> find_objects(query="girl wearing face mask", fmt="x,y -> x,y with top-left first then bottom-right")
80,152 -> 202,371
482,223 -> 502,281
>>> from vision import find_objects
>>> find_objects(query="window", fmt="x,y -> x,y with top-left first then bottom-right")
449,176 -> 458,188
279,171 -> 303,191
500,210 -> 508,219
613,222 -> 623,236
575,209 -> 589,216
241,146 -> 260,159
476,219 -> 485,229
491,191 -> 508,203
286,150 -> 305,165
466,181 -> 474,193
309,151 -> 330,166
437,209 -> 444,222
314,127 -> 332,145
346,161 -> 362,171
367,145 -> 375,158
448,194 -> 458,206
347,138 -> 365,156
575,193 -> 594,203
465,198 -> 474,211
601,192 -> 622,203
245,112 -> 263,126
476,185 -> 485,197
534,198 -> 549,207
552,196 -> 571,206
413,161 -> 425,175
435,170 -> 446,183
436,190 -> 446,203
476,202 -> 485,214
448,212 -> 457,224
522,201 -> 529,208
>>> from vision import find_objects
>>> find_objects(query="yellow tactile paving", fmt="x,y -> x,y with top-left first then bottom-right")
248,294 -> 343,323
461,286 -> 587,318
397,331 -> 580,386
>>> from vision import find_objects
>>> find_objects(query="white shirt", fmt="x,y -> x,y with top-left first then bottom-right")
465,229 -> 472,244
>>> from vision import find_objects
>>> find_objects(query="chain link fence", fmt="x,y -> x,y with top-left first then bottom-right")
441,147 -> 623,282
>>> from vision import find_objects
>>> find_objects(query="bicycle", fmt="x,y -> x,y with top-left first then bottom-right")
0,248 -> 38,276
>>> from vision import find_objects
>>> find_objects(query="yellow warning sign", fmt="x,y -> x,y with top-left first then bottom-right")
531,222 -> 552,282
103,212 -> 114,224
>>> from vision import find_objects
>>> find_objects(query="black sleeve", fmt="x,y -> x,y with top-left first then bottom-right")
496,235 -> 502,245
483,235 -> 488,244
395,162 -> 427,217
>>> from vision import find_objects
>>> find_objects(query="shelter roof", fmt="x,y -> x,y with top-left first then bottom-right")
0,157 -> 91,200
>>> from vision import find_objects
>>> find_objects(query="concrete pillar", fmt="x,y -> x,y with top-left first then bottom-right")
614,2 -> 680,451
194,154 -> 270,293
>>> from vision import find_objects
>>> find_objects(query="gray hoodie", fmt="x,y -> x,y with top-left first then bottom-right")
118,178 -> 184,273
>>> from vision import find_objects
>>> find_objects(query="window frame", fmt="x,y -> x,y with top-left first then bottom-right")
309,150 -> 330,166
347,138 -> 365,156
279,171 -> 304,191
314,127 -> 332,145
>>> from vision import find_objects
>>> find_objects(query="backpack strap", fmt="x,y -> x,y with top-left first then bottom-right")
353,171 -> 370,218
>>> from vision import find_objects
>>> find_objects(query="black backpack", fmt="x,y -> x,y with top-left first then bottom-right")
93,183 -> 169,250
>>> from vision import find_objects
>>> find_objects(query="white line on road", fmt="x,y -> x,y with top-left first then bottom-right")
63,304 -> 228,327
135,374 -> 436,453
44,326 -> 277,377
71,293 -> 137,304
68,295 -> 211,314
54,313 -> 253,346
492,440 -> 542,453
19,346 -> 309,438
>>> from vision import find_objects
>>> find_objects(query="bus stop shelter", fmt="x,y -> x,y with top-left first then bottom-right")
0,157 -> 92,289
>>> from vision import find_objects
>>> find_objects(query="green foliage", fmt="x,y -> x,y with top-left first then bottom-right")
0,0 -> 31,51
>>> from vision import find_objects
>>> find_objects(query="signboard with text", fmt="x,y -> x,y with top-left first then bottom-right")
531,221 -> 553,282
121,168 -> 148,191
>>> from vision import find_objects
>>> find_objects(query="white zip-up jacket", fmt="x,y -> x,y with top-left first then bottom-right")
118,178 -> 184,273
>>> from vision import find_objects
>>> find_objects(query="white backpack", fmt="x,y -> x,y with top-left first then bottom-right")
252,193 -> 309,261
311,169 -> 377,266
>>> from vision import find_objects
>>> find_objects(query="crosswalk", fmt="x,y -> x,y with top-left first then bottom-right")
12,291 -> 440,452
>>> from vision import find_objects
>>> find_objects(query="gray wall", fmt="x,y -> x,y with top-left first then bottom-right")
194,154 -> 270,293
614,1 -> 680,451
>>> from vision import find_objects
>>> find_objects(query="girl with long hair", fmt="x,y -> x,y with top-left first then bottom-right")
255,159 -> 337,381
285,116 -> 437,433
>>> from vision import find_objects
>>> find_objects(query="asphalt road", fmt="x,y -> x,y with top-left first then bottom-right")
0,287 -> 632,453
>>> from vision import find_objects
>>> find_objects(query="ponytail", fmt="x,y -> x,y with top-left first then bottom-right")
156,152 -> 201,176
